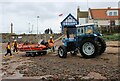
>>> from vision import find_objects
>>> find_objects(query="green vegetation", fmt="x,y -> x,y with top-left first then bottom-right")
102,33 -> 120,41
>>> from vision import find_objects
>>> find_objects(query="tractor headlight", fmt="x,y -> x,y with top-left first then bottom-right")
94,34 -> 97,36
100,34 -> 102,36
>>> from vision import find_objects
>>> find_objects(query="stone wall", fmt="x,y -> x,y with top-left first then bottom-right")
0,33 -> 62,43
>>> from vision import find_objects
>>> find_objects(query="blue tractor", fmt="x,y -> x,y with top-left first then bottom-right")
58,23 -> 106,58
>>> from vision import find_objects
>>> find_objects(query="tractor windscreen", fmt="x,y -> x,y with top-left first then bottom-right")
86,26 -> 93,34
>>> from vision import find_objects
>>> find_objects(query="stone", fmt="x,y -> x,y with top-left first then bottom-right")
87,72 -> 107,79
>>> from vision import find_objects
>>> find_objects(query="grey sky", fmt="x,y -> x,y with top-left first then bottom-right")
0,0 -> 119,34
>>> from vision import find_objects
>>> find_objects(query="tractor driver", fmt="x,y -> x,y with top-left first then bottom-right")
87,28 -> 93,34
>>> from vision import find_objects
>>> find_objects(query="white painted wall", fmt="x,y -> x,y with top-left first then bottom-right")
88,19 -> 119,27
79,18 -> 88,24
115,20 -> 120,25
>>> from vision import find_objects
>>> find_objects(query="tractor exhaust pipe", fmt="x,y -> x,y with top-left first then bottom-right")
66,28 -> 69,38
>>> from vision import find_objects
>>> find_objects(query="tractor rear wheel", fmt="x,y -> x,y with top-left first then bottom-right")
97,37 -> 106,55
58,45 -> 67,58
80,39 -> 99,58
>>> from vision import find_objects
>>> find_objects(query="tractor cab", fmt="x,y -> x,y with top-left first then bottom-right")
76,23 -> 102,37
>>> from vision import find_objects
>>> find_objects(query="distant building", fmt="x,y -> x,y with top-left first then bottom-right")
61,13 -> 79,34
119,1 -> 120,26
77,7 -> 88,24
88,7 -> 120,27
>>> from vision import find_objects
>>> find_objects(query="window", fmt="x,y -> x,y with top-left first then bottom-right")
114,12 -> 117,16
109,12 -> 112,16
107,10 -> 118,16
78,29 -> 80,33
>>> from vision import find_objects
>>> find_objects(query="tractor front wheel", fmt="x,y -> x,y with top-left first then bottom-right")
58,45 -> 67,58
80,39 -> 99,58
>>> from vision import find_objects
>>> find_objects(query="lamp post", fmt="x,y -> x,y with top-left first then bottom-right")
32,24 -> 33,34
37,16 -> 39,34
28,22 -> 30,33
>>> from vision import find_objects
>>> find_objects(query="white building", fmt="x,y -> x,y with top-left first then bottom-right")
88,7 -> 120,27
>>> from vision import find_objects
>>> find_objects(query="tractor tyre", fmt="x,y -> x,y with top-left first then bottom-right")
97,37 -> 106,55
58,45 -> 67,58
79,39 -> 99,58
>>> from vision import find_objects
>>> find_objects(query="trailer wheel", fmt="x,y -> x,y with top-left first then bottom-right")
42,51 -> 47,55
31,52 -> 35,57
80,39 -> 99,58
58,45 -> 67,58
25,53 -> 30,57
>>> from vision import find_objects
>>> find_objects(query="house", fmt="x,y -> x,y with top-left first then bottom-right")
88,7 -> 120,27
61,13 -> 79,34
77,7 -> 88,24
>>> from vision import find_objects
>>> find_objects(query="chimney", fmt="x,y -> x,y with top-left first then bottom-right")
77,6 -> 80,20
77,6 -> 80,12
108,7 -> 111,9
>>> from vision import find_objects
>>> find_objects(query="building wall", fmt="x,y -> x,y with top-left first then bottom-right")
1,33 -> 62,43
115,20 -> 120,25
88,19 -> 119,27
119,1 -> 120,25
88,19 -> 94,23
96,20 -> 110,27
79,18 -> 88,24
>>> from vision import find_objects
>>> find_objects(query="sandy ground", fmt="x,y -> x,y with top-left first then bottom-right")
0,41 -> 119,80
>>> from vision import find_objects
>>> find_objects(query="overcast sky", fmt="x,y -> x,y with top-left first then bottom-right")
0,0 -> 119,34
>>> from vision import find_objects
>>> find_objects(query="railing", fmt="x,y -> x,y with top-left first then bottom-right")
99,25 -> 120,34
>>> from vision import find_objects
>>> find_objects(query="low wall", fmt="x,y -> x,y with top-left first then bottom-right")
1,33 -> 62,43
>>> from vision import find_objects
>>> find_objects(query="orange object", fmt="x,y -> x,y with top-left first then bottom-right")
17,43 -> 47,51
48,43 -> 54,48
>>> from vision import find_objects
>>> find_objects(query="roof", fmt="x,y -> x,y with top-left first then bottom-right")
76,23 -> 94,27
89,8 -> 120,19
61,13 -> 79,26
77,11 -> 88,18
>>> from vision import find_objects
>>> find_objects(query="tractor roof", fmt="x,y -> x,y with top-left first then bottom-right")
76,23 -> 94,27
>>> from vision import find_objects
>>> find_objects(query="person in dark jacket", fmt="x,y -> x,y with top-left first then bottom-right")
13,40 -> 18,53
